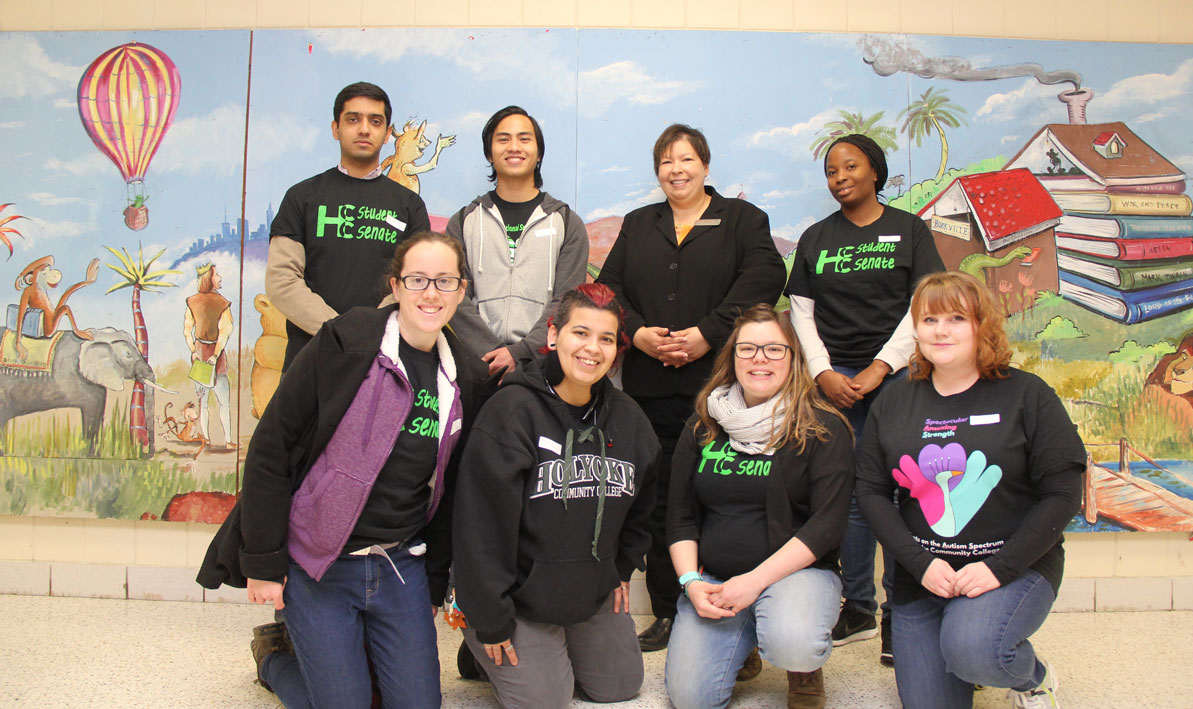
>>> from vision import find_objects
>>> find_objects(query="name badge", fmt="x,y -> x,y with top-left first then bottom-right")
970,414 -> 1000,426
535,226 -> 557,238
878,234 -> 901,243
451,419 -> 462,435
385,216 -> 407,232
538,436 -> 562,455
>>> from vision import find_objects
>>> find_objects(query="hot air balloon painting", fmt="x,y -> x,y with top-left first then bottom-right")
77,43 -> 181,232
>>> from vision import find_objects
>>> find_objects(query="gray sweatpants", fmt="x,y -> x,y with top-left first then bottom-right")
463,592 -> 643,709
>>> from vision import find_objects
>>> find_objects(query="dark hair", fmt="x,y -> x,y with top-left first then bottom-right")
384,231 -> 467,285
482,106 -> 545,189
693,304 -> 849,453
545,284 -> 630,359
908,271 -> 1013,381
652,123 -> 711,172
824,133 -> 888,195
333,82 -> 393,127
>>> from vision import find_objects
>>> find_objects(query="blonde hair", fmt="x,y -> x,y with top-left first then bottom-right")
693,304 -> 850,453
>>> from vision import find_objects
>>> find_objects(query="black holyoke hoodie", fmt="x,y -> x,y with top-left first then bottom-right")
452,355 -> 660,644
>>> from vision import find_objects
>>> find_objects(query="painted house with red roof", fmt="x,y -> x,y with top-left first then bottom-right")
918,168 -> 1063,315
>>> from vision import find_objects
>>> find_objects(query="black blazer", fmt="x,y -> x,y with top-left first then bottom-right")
597,187 -> 788,398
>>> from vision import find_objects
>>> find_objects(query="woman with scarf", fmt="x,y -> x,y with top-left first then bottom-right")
665,305 -> 854,709
452,283 -> 660,709
197,231 -> 489,708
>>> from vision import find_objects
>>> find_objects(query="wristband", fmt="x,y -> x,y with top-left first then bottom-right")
678,571 -> 703,595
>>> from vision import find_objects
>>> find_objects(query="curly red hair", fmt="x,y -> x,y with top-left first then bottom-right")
908,271 -> 1013,381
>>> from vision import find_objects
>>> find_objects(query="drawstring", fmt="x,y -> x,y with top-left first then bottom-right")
590,428 -> 608,561
559,423 -> 611,561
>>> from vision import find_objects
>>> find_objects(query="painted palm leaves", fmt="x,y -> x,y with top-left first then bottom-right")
0,204 -> 26,260
898,87 -> 968,182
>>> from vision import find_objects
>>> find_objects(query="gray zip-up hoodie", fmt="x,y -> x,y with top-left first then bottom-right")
447,191 -> 589,361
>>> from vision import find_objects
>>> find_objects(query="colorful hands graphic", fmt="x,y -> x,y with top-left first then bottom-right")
891,443 -> 1002,537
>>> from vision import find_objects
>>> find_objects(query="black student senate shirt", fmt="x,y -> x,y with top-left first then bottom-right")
691,433 -> 773,579
855,370 -> 1085,603
346,337 -> 441,550
786,206 -> 943,368
271,168 -> 431,365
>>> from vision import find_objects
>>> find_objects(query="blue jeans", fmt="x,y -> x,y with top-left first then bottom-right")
892,570 -> 1055,709
665,567 -> 841,709
262,549 -> 441,708
836,364 -> 900,615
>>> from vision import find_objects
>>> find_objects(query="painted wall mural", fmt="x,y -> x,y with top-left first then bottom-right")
0,29 -> 1190,531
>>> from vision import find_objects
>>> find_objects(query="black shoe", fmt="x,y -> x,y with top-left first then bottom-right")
831,601 -> 877,646
637,617 -> 673,652
879,614 -> 893,666
457,640 -> 488,682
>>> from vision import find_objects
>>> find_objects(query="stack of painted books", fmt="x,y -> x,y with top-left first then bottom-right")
1004,121 -> 1193,323
1053,194 -> 1193,324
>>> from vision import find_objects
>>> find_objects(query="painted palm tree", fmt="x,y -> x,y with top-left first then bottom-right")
0,203 -> 26,260
809,110 -> 899,160
104,244 -> 180,451
898,87 -> 968,182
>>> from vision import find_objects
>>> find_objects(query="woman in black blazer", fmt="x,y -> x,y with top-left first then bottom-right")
596,123 -> 787,651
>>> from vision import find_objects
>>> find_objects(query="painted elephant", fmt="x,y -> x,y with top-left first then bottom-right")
0,327 -> 159,455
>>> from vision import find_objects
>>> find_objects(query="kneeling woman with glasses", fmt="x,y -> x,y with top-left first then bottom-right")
665,304 -> 854,709
199,231 -> 489,707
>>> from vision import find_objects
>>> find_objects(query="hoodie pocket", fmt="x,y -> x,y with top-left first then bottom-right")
512,557 -> 620,626
288,461 -> 371,557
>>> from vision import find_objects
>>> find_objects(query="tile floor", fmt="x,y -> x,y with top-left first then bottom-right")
1,594 -> 1190,708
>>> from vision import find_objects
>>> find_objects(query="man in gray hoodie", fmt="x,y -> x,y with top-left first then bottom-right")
447,105 -> 589,377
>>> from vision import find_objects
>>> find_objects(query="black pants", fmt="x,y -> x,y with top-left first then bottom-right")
633,394 -> 693,621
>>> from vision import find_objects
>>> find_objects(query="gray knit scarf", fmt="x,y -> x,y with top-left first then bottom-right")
705,383 -> 785,455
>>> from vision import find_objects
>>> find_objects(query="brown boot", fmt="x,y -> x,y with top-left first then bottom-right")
736,646 -> 762,682
787,668 -> 826,709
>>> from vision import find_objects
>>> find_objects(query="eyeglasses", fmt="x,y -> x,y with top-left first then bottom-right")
399,275 -> 462,292
734,342 -> 792,360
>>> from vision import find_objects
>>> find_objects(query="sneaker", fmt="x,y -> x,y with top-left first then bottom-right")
831,601 -> 877,646
786,668 -> 826,709
250,622 -> 293,693
736,647 -> 762,682
1009,659 -> 1060,708
638,617 -> 673,652
879,613 -> 893,666
456,640 -> 489,682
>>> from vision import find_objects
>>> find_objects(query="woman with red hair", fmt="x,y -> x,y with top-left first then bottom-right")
452,283 -> 661,709
856,271 -> 1085,708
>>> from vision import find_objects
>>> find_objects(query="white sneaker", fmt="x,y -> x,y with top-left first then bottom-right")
1009,659 -> 1059,708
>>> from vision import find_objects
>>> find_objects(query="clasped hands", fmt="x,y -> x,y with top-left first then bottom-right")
920,559 -> 1001,599
634,326 -> 710,368
686,573 -> 764,620
815,360 -> 891,409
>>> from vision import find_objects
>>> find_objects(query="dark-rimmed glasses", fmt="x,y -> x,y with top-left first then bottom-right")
399,275 -> 462,292
734,342 -> 792,360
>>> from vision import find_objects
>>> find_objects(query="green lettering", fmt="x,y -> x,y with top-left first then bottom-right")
814,246 -> 853,274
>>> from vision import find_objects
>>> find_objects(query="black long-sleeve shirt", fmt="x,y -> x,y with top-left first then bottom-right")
855,369 -> 1085,604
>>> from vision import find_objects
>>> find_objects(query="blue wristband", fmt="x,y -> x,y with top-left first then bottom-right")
678,571 -> 703,595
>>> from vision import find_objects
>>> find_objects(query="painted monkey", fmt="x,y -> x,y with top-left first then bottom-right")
12,255 -> 100,360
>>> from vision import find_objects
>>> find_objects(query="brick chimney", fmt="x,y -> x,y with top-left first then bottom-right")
1058,88 -> 1094,124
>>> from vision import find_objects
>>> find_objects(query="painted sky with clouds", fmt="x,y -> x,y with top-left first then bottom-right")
2,28 -> 1193,366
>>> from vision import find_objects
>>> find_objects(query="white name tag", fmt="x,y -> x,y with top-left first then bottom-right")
878,234 -> 901,243
970,414 -> 1000,426
538,436 -> 562,455
385,216 -> 407,232
451,419 -> 462,435
534,226 -> 556,238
